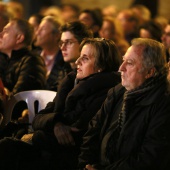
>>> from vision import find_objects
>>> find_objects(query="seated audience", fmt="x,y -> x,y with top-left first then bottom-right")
0,38 -> 122,170
34,15 -> 71,91
99,16 -> 129,56
78,38 -> 170,170
0,18 -> 46,136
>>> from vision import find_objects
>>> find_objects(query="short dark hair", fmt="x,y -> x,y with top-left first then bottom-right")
11,18 -> 34,46
60,21 -> 93,43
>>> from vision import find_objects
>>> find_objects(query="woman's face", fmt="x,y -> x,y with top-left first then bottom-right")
76,44 -> 98,79
99,20 -> 114,39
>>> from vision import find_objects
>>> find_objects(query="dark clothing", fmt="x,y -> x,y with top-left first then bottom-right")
2,48 -> 46,95
0,53 -> 8,83
0,71 -> 121,170
78,75 -> 170,170
32,71 -> 121,132
31,71 -> 120,169
45,50 -> 72,91
0,48 -> 46,122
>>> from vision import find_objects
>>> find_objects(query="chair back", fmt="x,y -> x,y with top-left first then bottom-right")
3,90 -> 56,127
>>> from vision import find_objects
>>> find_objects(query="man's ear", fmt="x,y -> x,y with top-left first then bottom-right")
145,67 -> 156,79
16,34 -> 24,44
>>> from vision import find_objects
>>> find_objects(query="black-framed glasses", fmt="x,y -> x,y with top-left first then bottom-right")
59,40 -> 78,48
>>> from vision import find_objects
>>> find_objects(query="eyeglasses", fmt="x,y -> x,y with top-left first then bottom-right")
59,40 -> 78,48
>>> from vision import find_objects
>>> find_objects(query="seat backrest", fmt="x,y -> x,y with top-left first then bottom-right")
3,90 -> 56,127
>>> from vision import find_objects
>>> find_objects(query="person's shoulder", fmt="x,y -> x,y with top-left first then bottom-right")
108,83 -> 125,98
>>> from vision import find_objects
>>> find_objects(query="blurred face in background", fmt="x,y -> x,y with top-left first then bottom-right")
161,24 -> 170,50
35,20 -> 59,48
99,20 -> 114,39
79,12 -> 94,29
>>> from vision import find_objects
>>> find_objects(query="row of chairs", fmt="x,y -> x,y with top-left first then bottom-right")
1,90 -> 56,128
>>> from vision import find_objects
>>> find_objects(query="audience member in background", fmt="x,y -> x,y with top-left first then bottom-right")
42,6 -> 63,25
116,9 -> 139,44
0,38 -> 122,170
60,3 -> 80,23
0,18 -> 46,98
0,18 -> 46,135
34,15 -> 71,91
102,5 -> 118,18
16,20 -> 93,138
139,20 -> 163,42
6,1 -> 24,19
154,16 -> 169,31
130,4 -> 151,26
78,38 -> 170,170
99,16 -> 129,56
79,9 -> 103,38
59,20 -> 93,70
0,6 -> 11,32
28,13 -> 44,52
0,6 -> 11,82
161,22 -> 170,61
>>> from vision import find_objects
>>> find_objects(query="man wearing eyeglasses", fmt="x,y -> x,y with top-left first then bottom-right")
59,21 -> 93,70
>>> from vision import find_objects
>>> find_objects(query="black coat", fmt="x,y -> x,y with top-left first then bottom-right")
78,80 -> 170,170
1,48 -> 46,95
31,70 -> 121,169
45,50 -> 72,91
32,71 -> 121,132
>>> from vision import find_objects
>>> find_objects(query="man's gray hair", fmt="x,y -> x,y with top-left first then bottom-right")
132,38 -> 168,76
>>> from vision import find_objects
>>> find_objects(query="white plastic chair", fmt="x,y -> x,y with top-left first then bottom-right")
3,90 -> 56,127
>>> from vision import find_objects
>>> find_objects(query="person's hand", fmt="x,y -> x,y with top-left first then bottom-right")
18,109 -> 29,124
85,164 -> 98,170
21,133 -> 33,144
54,122 -> 79,146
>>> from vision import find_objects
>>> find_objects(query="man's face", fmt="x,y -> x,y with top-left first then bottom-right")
79,12 -> 94,29
161,24 -> 170,50
117,12 -> 135,34
60,31 -> 80,63
0,21 -> 19,54
119,46 -> 148,91
35,20 -> 58,48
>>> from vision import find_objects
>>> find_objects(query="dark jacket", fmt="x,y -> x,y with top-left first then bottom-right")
2,48 -> 46,95
78,79 -> 170,170
31,71 -> 121,169
32,71 -> 121,133
45,50 -> 72,91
